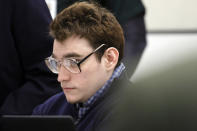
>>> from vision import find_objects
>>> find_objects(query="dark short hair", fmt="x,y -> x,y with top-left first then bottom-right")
50,1 -> 124,64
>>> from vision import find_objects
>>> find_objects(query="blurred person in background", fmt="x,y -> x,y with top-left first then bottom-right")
33,1 -> 132,131
57,0 -> 146,77
102,56 -> 197,131
0,0 -> 61,115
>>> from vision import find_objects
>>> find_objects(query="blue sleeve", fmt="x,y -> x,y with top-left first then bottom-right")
32,103 -> 45,115
32,92 -> 68,115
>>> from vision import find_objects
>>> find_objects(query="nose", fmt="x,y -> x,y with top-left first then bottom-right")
57,65 -> 71,82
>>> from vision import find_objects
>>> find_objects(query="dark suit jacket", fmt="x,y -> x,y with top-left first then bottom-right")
100,0 -> 145,25
0,0 -> 61,115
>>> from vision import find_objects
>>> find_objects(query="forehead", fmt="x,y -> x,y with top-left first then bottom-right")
53,36 -> 93,58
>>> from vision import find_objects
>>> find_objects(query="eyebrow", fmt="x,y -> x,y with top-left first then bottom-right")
52,53 -> 83,59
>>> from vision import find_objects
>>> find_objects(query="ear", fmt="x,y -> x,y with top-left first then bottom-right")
102,47 -> 119,71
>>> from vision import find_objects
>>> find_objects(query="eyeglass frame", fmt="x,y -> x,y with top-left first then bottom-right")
45,44 -> 106,74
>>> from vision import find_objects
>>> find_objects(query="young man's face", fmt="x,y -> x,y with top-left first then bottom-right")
52,36 -> 110,103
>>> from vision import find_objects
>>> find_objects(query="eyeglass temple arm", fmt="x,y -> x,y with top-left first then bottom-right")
77,52 -> 93,72
77,44 -> 106,66
77,52 -> 94,66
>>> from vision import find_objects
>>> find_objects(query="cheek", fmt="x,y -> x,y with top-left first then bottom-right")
74,66 -> 97,88
80,64 -> 103,86
81,57 -> 101,73
72,71 -> 89,89
74,58 -> 104,88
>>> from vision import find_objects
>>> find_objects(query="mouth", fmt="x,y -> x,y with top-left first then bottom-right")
62,87 -> 75,92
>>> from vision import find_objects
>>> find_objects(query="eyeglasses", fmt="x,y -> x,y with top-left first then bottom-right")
45,44 -> 106,74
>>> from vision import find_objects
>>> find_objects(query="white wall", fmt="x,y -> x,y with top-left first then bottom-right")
131,33 -> 197,82
142,0 -> 197,31
45,0 -> 57,19
131,1 -> 197,82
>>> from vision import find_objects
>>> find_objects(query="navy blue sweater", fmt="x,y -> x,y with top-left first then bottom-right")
33,72 -> 131,131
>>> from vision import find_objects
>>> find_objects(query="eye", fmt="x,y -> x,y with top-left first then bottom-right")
70,58 -> 80,63
63,58 -> 79,67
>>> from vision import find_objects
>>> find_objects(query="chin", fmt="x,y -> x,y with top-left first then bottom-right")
68,100 -> 77,104
65,96 -> 80,104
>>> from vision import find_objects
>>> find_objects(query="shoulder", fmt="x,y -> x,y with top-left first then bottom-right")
32,92 -> 67,115
113,70 -> 132,89
92,72 -> 132,130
